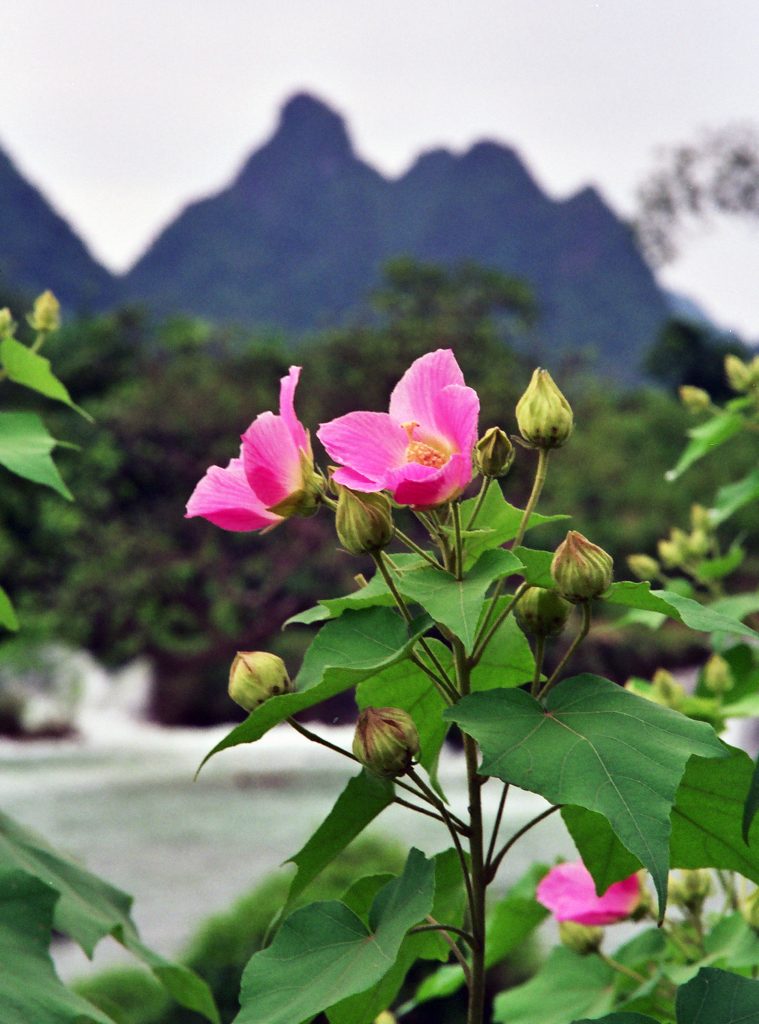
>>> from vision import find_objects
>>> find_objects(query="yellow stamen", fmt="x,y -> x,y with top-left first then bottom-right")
406,441 -> 447,468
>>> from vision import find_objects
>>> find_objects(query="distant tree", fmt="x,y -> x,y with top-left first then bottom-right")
636,124 -> 759,265
643,317 -> 749,399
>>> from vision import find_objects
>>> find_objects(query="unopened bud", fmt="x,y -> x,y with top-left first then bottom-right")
353,707 -> 419,779
475,427 -> 515,478
627,554 -> 660,581
690,504 -> 713,532
0,308 -> 14,339
668,870 -> 712,913
551,531 -> 613,603
515,368 -> 573,449
28,290 -> 60,334
678,385 -> 711,414
658,529 -> 690,569
228,652 -> 292,712
515,587 -> 572,638
725,354 -> 753,393
741,888 -> 759,931
335,486 -> 394,555
651,668 -> 686,710
374,1014 -> 397,1024
702,653 -> 734,695
558,921 -> 603,954
688,528 -> 711,559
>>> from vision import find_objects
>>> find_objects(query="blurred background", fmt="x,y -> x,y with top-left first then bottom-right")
2,2 -> 759,1020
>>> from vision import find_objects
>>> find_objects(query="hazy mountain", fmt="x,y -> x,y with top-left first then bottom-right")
121,93 -> 669,376
0,146 -> 114,311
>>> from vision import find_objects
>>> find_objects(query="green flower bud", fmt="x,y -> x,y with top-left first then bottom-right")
228,651 -> 292,712
651,668 -> 687,710
627,554 -> 660,581
678,385 -> 711,414
515,368 -> 573,449
28,290 -> 60,333
353,706 -> 420,779
725,354 -> 753,393
335,485 -> 394,555
668,870 -> 712,913
515,587 -> 572,639
374,1014 -> 397,1024
475,426 -> 515,478
551,531 -> 613,603
702,653 -> 734,695
0,308 -> 15,340
690,504 -> 713,532
658,529 -> 690,569
558,921 -> 603,955
741,888 -> 759,931
688,528 -> 711,559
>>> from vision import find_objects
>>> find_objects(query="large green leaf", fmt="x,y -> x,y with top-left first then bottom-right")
605,582 -> 759,640
459,484 -> 569,564
564,748 -> 759,894
396,548 -> 523,653
0,812 -> 219,1022
573,1016 -> 657,1023
744,753 -> 759,842
235,848 -> 435,1024
470,602 -> 537,691
512,546 -> 555,587
711,468 -> 759,526
0,335 -> 91,419
0,411 -> 72,498
0,868 -> 114,1024
356,644 -> 449,790
666,410 -> 745,481
493,947 -> 615,1024
327,849 -> 465,1024
676,967 -> 759,1022
198,608 -> 430,773
446,676 -> 727,913
285,770 -> 394,905
0,584 -> 19,631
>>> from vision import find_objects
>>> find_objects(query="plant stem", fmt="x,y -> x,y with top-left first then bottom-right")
287,717 -> 359,763
537,601 -> 591,700
452,501 -> 464,580
597,952 -> 647,985
393,527 -> 447,570
470,583 -> 530,667
413,917 -> 473,985
485,783 -> 509,871
410,918 -> 475,948
486,804 -> 562,883
465,478 -> 493,530
409,769 -> 475,913
512,447 -> 550,550
531,635 -> 545,698
392,795 -> 454,828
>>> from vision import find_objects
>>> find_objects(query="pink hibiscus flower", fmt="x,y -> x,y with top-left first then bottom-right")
317,349 -> 479,509
186,366 -> 318,531
536,861 -> 641,926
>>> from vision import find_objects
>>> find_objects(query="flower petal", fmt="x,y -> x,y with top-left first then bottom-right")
387,452 -> 472,508
318,411 -> 408,483
185,456 -> 280,532
242,412 -> 302,509
279,366 -> 310,453
330,466 -> 382,492
389,349 -> 466,433
536,861 -> 641,926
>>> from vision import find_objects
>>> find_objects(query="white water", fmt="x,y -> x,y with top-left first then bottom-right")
0,655 -> 574,980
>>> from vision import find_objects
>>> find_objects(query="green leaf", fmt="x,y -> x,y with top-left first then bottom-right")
0,868 -> 115,1024
198,608 -> 431,773
396,548 -> 523,653
492,946 -> 615,1024
446,676 -> 727,914
285,771 -> 395,905
605,582 -> 759,640
0,411 -> 73,498
357,645 -> 449,791
327,849 -> 465,1024
0,812 -> 220,1022
512,546 -> 555,587
711,468 -> 759,526
573,1016 -> 657,1023
676,967 -> 759,1022
704,913 -> 759,969
0,584 -> 19,631
666,410 -> 745,481
470,605 -> 536,692
744,754 -> 759,843
0,335 -> 91,420
413,862 -> 549,1007
696,544 -> 745,582
565,749 -> 759,895
459,484 -> 569,564
235,848 -> 435,1024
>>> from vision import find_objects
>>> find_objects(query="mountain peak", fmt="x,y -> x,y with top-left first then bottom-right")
275,92 -> 352,156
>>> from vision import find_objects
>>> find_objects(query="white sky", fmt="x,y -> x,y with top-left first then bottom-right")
3,0 -> 759,337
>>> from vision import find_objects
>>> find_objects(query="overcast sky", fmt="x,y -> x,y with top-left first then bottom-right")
4,1 -> 759,337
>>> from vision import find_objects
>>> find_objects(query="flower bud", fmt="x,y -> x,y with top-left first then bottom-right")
558,920 -> 604,955
702,653 -> 734,695
374,1014 -> 397,1024
741,888 -> 759,931
335,485 -> 394,555
0,308 -> 14,339
651,668 -> 687,710
551,531 -> 613,603
658,529 -> 690,569
515,587 -> 572,639
353,707 -> 419,779
475,426 -> 515,478
668,870 -> 712,913
688,528 -> 711,559
725,354 -> 753,393
515,368 -> 573,449
627,554 -> 660,581
28,290 -> 60,334
678,385 -> 711,414
690,504 -> 713,532
228,652 -> 292,712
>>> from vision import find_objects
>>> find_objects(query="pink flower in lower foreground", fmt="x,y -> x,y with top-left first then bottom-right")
317,349 -> 479,509
536,861 -> 641,926
186,366 -> 318,531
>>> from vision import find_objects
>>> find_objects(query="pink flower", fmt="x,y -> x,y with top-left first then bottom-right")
536,861 -> 641,926
317,349 -> 479,509
186,366 -> 318,531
